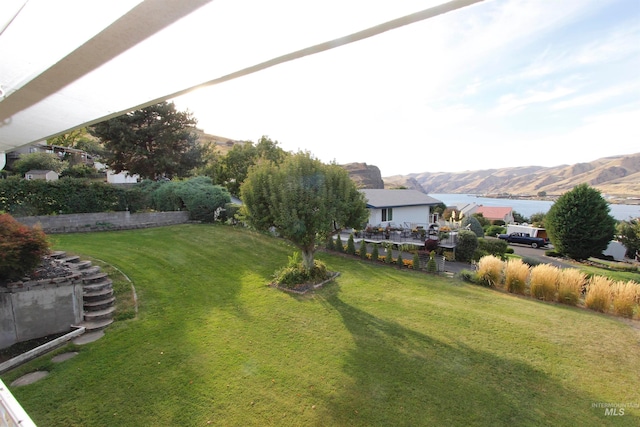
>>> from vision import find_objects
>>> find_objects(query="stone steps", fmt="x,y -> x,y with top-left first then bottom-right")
54,251 -> 116,332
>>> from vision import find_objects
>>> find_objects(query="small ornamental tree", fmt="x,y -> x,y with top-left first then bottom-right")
371,244 -> 379,261
413,251 -> 421,270
0,214 -> 50,282
617,219 -> 640,258
461,216 -> 484,238
335,234 -> 344,253
241,151 -> 368,273
359,239 -> 367,259
546,184 -> 616,260
346,234 -> 356,255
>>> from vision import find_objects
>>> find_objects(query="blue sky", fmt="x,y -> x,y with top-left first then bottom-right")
173,0 -> 640,176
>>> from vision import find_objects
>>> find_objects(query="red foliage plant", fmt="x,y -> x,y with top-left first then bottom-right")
0,214 -> 50,283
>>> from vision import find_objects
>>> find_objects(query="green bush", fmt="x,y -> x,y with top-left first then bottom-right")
426,251 -> 437,273
273,253 -> 329,288
461,216 -> 484,237
371,244 -> 379,261
335,234 -> 344,253
359,239 -> 367,260
396,252 -> 403,267
456,230 -> 478,263
458,269 -> 478,283
545,250 -> 563,258
385,244 -> 393,264
0,214 -> 50,282
413,252 -> 421,270
346,234 -> 356,255
477,238 -> 509,259
326,235 -> 335,251
485,225 -> 506,237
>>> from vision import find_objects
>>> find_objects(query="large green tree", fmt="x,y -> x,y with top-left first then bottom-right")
215,136 -> 288,195
241,152 -> 368,272
545,184 -> 616,260
89,102 -> 205,180
617,219 -> 640,259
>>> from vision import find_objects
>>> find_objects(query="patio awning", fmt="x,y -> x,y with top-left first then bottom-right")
0,0 -> 483,162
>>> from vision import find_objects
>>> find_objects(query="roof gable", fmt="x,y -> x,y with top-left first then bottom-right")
476,206 -> 512,219
360,189 -> 441,208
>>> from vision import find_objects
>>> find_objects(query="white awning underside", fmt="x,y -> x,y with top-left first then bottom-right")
0,0 -> 482,157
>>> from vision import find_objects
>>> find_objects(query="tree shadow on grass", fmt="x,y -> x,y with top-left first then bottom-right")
315,284 -> 639,427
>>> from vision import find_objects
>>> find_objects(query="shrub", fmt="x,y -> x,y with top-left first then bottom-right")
521,256 -> 541,267
557,269 -> 586,306
346,234 -> 356,255
472,249 -> 488,263
456,230 -> 478,263
359,239 -> 367,260
396,252 -> 404,268
273,252 -> 329,288
326,235 -> 335,251
385,244 -> 393,264
426,251 -> 437,273
335,234 -> 344,253
485,225 -> 506,237
529,264 -> 560,301
478,238 -> 509,259
458,269 -> 478,283
585,276 -> 613,313
504,258 -> 529,294
545,250 -> 563,258
477,255 -> 504,288
371,244 -> 379,261
0,214 -> 50,282
611,281 -> 638,318
461,216 -> 484,237
413,252 -> 421,270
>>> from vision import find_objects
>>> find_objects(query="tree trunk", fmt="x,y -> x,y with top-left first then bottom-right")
301,247 -> 315,273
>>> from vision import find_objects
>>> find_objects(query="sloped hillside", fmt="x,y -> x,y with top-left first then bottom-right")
384,153 -> 640,198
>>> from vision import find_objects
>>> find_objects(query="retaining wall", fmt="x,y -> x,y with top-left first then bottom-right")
15,211 -> 190,233
0,278 -> 84,350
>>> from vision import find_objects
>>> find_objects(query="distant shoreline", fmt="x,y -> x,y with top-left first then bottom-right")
476,194 -> 640,206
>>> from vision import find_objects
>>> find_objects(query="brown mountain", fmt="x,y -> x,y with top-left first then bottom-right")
383,153 -> 640,199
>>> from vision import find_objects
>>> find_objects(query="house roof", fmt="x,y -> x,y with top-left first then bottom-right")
361,189 -> 441,208
475,206 -> 512,220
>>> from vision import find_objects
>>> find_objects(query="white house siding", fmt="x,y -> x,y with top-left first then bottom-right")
368,205 -> 432,228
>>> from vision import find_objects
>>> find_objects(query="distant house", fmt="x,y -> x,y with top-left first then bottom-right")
25,169 -> 59,181
360,189 -> 442,227
458,203 -> 514,224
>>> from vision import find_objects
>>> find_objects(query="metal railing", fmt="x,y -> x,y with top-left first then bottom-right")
0,379 -> 36,427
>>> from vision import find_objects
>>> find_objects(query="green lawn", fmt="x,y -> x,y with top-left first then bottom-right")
2,224 -> 639,426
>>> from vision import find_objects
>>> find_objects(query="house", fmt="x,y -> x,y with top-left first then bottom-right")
475,206 -> 514,224
360,189 -> 442,228
457,202 -> 514,224
25,169 -> 59,181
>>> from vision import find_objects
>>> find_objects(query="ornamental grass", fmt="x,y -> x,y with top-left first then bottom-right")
529,264 -> 560,301
611,280 -> 639,318
477,255 -> 504,288
504,258 -> 529,294
557,268 -> 586,306
585,275 -> 613,313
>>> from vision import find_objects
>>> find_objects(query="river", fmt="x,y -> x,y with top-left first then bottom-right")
430,194 -> 640,221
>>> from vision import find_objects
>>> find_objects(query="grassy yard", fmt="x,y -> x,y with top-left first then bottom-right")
2,224 -> 639,426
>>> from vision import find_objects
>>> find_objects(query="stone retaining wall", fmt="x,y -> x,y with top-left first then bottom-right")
0,278 -> 84,350
15,211 -> 190,233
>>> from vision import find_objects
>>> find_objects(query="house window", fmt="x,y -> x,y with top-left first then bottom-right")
382,208 -> 393,222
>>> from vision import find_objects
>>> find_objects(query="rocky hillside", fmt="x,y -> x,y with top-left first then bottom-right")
384,153 -> 640,199
342,163 -> 384,189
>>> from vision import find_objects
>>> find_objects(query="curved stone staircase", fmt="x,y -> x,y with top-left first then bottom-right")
50,251 -> 115,332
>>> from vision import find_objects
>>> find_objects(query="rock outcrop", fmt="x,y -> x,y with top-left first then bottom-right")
342,163 -> 384,189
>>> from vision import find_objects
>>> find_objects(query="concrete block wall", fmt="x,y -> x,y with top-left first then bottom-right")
15,211 -> 190,233
0,279 -> 84,350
